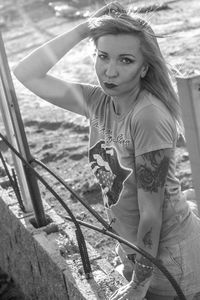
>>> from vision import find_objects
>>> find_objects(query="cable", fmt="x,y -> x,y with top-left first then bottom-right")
60,214 -> 187,299
31,159 -> 187,299
0,133 -> 186,299
32,158 -> 114,233
0,133 -> 92,279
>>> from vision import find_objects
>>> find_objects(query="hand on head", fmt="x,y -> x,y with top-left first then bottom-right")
91,1 -> 127,19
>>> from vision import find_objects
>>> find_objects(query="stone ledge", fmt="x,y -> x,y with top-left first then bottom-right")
0,186 -> 126,299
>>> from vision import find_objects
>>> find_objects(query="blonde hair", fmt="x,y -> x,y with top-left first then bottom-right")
88,12 -> 183,134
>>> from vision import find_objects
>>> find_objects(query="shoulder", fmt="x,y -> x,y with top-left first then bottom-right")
131,90 -> 177,156
133,90 -> 176,132
82,84 -> 107,104
82,84 -> 105,100
82,84 -> 108,117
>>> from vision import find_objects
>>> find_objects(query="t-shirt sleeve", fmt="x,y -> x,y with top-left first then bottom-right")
81,84 -> 103,119
132,104 -> 176,157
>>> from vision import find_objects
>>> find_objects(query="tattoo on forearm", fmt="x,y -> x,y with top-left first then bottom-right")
136,149 -> 170,193
143,228 -> 153,249
135,264 -> 152,284
134,256 -> 153,288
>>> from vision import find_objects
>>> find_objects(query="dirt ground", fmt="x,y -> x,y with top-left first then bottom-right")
0,0 -> 200,295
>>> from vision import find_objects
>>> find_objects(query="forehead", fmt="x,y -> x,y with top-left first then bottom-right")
96,34 -> 141,56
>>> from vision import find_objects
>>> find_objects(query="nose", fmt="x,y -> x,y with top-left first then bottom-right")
105,61 -> 118,78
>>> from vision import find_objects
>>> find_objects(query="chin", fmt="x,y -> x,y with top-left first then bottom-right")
104,90 -> 118,97
100,85 -> 118,96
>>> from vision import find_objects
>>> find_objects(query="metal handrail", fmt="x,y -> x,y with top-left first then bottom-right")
0,132 -> 186,299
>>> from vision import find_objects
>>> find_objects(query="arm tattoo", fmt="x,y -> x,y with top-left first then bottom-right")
132,230 -> 153,287
133,256 -> 153,288
136,149 -> 170,193
143,227 -> 153,249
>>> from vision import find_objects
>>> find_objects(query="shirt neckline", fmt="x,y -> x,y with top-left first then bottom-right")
111,89 -> 143,120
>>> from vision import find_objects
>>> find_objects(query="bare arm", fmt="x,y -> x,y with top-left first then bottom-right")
13,2 -> 125,116
110,148 -> 171,300
13,22 -> 89,115
131,148 -> 171,297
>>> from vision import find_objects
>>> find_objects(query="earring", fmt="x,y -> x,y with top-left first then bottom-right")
140,68 -> 148,78
141,66 -> 148,78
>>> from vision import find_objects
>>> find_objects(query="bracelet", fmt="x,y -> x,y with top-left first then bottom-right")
135,260 -> 154,270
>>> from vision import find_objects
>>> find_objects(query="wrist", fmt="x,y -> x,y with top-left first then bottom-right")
135,259 -> 154,271
76,22 -> 90,40
133,259 -> 153,286
129,279 -> 148,298
129,259 -> 153,296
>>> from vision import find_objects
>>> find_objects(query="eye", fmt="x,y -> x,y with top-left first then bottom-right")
120,57 -> 134,64
98,54 -> 107,60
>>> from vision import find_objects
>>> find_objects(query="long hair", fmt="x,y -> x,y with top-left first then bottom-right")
88,11 -> 184,134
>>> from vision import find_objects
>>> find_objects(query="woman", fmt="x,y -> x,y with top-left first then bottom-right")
14,2 -> 200,299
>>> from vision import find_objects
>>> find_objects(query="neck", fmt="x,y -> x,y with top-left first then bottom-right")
112,86 -> 141,115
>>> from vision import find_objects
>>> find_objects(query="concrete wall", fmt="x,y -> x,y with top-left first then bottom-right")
0,187 -> 126,300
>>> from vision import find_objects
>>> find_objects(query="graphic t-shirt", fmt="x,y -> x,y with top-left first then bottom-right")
82,84 -> 190,253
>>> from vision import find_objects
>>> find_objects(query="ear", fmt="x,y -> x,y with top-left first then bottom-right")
141,64 -> 149,78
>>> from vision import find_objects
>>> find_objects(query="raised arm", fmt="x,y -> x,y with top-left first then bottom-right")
13,2 -> 125,116
13,22 -> 90,115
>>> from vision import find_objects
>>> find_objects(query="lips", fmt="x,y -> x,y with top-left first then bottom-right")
103,82 -> 118,89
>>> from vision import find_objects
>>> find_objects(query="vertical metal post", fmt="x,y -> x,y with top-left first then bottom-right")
0,77 -> 33,211
0,31 -> 47,227
176,75 -> 200,215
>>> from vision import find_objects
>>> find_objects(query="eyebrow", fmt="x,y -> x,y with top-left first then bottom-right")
98,50 -> 107,54
119,54 -> 136,58
98,49 -> 136,58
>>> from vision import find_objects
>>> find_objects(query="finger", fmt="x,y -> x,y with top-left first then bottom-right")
111,2 -> 127,12
109,294 -> 127,300
109,290 -> 118,300
110,286 -> 124,298
109,291 -> 119,300
106,2 -> 126,14
109,289 -> 126,300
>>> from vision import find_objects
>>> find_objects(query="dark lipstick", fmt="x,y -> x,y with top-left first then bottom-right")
103,82 -> 117,89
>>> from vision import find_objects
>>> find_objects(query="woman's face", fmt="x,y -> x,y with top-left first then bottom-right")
95,34 -> 145,98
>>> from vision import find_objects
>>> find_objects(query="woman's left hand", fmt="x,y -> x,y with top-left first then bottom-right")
109,282 -> 146,300
90,1 -> 126,19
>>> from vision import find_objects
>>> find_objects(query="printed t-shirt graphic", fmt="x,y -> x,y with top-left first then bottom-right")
89,140 -> 131,208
